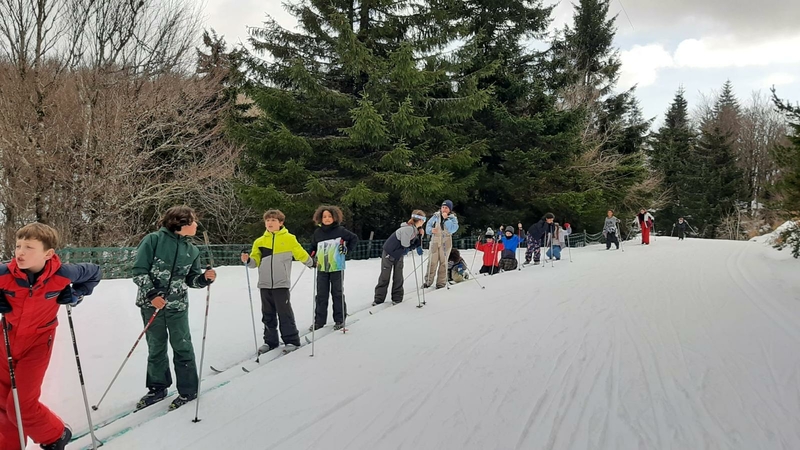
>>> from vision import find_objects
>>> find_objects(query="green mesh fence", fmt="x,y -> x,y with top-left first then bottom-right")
56,233 -> 591,280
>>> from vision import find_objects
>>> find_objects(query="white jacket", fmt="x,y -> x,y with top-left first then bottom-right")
553,226 -> 572,247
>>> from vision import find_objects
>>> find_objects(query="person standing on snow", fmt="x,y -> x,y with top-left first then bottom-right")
309,205 -> 358,332
133,206 -> 217,412
374,211 -> 426,305
524,213 -> 555,266
636,208 -> 655,245
0,223 -> 101,450
603,210 -> 621,250
498,224 -> 523,270
675,217 -> 688,240
242,209 -> 313,356
424,200 -> 459,289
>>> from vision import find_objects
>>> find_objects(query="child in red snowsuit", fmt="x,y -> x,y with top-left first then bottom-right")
637,209 -> 655,245
0,223 -> 102,450
475,228 -> 504,275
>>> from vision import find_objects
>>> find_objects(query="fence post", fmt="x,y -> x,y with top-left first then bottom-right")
366,231 -> 375,259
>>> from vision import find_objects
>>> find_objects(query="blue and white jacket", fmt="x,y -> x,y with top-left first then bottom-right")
425,212 -> 459,242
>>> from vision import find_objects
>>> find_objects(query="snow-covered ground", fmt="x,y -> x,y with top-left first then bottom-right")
38,237 -> 800,449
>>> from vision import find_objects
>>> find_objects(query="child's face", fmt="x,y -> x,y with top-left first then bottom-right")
176,216 -> 198,237
321,211 -> 334,226
15,238 -> 55,272
607,211 -> 613,217
486,237 -> 494,243
505,232 -> 513,238
265,218 -> 283,232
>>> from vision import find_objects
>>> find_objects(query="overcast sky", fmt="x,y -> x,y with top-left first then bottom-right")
201,0 -> 800,124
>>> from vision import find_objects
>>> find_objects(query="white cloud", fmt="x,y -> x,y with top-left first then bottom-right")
673,34 -> 800,68
762,72 -> 797,88
618,44 -> 674,89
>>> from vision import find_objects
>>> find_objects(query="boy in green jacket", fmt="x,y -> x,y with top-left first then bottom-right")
132,206 -> 216,411
241,209 -> 313,354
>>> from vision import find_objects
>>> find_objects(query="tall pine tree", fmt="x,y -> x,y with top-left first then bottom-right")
543,0 -> 652,227
649,88 -> 695,231
232,0 -> 490,237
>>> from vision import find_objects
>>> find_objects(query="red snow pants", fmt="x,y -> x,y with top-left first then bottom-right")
0,327 -> 64,449
641,223 -> 651,244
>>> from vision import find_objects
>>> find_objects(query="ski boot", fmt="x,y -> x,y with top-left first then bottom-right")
40,425 -> 72,450
136,387 -> 168,411
282,344 -> 300,354
308,323 -> 324,332
258,343 -> 278,354
169,393 -> 197,411
333,322 -> 344,331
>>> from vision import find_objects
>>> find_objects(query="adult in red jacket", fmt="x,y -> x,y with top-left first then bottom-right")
475,229 -> 504,275
0,223 -> 101,450
637,209 -> 655,245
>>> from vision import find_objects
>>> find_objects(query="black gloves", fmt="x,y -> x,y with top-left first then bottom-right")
0,291 -> 10,314
56,285 -> 83,307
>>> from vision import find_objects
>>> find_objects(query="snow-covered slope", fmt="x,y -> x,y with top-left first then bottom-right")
41,238 -> 800,449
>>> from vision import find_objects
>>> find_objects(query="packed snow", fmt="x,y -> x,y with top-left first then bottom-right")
38,237 -> 800,449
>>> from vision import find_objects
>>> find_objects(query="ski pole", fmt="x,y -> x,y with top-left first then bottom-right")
290,265 -> 308,292
93,308 -> 160,410
242,250 -> 260,363
567,232 -> 573,263
2,317 -> 26,450
462,264 -> 485,290
489,239 -> 498,275
412,250 -> 423,308
671,224 -> 675,237
618,226 -> 625,252
404,253 -> 429,283
193,231 -> 215,423
192,265 -> 211,423
517,227 -> 523,270
444,240 -> 451,290
66,306 -> 101,449
310,266 -> 318,357
541,233 -> 548,269
341,268 -> 347,333
469,236 -> 479,273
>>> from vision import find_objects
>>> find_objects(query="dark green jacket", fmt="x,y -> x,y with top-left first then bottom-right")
132,228 -> 210,311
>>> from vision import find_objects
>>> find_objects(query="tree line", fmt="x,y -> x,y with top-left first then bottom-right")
0,0 -> 797,257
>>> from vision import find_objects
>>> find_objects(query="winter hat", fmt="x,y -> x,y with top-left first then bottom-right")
485,227 -> 494,237
544,212 -> 555,220
442,200 -> 454,211
505,226 -> 514,234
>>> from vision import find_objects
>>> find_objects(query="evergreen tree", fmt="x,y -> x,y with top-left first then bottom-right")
687,122 -> 746,238
771,90 -> 800,214
434,0 -> 600,229
649,88 -> 695,230
232,0 -> 490,238
770,90 -> 800,257
541,0 -> 651,227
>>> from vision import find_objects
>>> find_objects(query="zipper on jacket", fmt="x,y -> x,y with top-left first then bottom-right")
164,238 -> 180,303
270,233 -> 276,289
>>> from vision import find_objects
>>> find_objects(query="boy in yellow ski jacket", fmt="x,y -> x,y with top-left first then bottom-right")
242,209 -> 313,354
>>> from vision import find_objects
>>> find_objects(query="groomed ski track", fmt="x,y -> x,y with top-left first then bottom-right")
64,238 -> 800,449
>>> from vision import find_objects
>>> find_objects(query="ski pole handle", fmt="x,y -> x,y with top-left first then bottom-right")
92,308 -> 160,410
